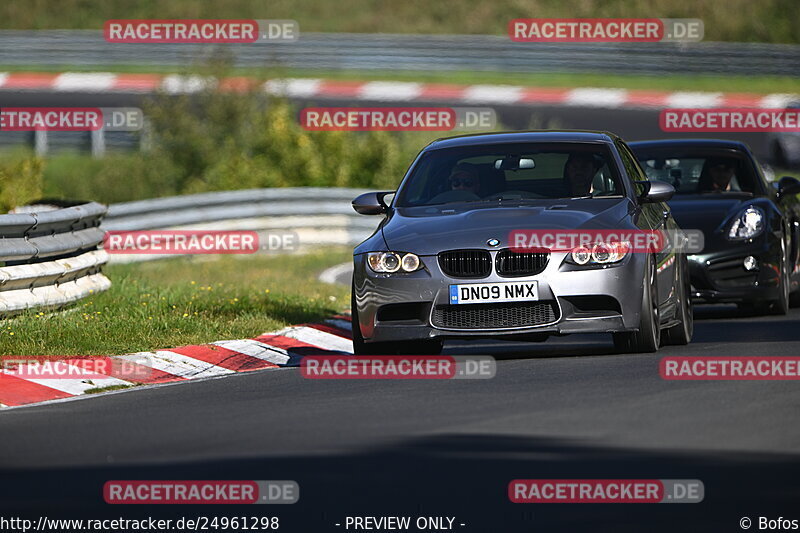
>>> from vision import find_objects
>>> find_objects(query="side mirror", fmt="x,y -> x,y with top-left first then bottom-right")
352,191 -> 394,215
639,180 -> 675,203
777,176 -> 800,199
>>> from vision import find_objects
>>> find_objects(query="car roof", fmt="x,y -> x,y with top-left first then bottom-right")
425,130 -> 620,150
628,139 -> 752,152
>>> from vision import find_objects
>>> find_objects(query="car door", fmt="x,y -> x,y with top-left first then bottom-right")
616,140 -> 678,308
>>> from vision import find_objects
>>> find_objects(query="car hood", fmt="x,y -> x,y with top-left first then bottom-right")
382,198 -> 632,255
668,193 -> 756,234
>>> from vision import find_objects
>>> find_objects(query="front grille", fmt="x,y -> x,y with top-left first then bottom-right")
432,301 -> 558,329
496,249 -> 549,277
707,257 -> 758,289
438,250 -> 491,278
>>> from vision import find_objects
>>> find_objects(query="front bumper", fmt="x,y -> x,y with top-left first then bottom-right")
353,250 -> 647,343
687,236 -> 782,304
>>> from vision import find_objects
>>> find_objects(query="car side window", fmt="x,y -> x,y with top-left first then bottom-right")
616,141 -> 649,197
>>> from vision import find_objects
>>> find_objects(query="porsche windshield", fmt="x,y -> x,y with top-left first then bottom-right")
634,148 -> 760,195
395,142 -> 623,207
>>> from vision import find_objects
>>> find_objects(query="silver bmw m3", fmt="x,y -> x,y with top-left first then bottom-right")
351,131 -> 692,355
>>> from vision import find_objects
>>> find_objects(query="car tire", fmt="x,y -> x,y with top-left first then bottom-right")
612,256 -> 660,353
663,255 -> 693,346
351,283 -> 443,356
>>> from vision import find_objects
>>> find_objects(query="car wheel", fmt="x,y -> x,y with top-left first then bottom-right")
612,256 -> 660,353
663,255 -> 693,345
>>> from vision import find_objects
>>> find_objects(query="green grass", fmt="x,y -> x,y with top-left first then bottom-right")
1,0 -> 798,43
84,384 -> 135,394
2,65 -> 799,94
0,248 -> 352,356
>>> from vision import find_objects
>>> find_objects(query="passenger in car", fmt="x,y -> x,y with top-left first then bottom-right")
564,153 -> 602,196
698,158 -> 736,192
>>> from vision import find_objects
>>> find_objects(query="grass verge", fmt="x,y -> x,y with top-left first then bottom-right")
84,384 -> 135,394
0,248 -> 352,356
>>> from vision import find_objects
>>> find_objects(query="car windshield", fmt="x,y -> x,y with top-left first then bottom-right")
633,148 -> 757,195
395,142 -> 623,207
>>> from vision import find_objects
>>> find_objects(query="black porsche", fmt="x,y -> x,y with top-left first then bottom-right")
630,139 -> 800,314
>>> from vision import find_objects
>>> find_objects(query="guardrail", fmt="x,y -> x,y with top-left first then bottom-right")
0,202 -> 110,314
0,30 -> 798,76
103,187 -> 374,263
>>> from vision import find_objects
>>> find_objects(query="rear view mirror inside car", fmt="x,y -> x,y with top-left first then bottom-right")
495,156 -> 535,170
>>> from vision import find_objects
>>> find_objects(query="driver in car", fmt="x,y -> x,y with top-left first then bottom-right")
564,153 -> 602,197
448,164 -> 481,196
700,158 -> 735,192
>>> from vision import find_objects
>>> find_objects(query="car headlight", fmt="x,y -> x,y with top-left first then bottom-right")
567,242 -> 630,266
728,206 -> 765,240
367,252 -> 423,273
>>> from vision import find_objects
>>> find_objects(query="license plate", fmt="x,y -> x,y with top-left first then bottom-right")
449,281 -> 539,305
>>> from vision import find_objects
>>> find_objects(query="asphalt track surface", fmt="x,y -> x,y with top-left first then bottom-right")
1,304 -> 799,532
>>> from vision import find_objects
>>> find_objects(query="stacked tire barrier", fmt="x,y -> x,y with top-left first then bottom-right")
0,202 -> 109,314
0,188 -> 376,313
103,187 -> 374,263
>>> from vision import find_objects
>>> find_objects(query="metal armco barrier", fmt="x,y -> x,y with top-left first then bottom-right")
0,30 -> 797,76
103,187 -> 375,263
0,202 -> 110,314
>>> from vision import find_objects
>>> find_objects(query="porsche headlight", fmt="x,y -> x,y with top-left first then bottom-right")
367,252 -> 422,273
728,206 -> 764,240
568,242 -> 630,266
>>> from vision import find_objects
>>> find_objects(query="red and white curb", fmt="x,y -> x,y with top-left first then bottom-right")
0,316 -> 352,409
0,72 -> 797,109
